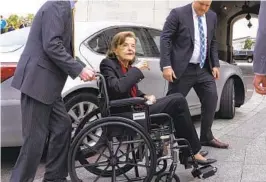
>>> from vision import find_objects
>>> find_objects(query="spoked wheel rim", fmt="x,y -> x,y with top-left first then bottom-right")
68,101 -> 98,138
69,117 -> 156,182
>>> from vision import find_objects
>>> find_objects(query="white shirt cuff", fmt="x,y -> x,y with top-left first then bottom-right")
255,73 -> 266,76
163,66 -> 172,69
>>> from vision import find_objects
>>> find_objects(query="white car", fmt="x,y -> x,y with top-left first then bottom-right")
0,21 -> 246,147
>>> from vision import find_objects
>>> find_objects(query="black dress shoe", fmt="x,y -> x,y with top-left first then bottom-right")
199,150 -> 208,157
201,139 -> 229,149
188,157 -> 217,165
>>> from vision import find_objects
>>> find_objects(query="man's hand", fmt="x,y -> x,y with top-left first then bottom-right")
79,67 -> 96,81
144,94 -> 156,104
253,74 -> 266,95
212,67 -> 220,80
163,67 -> 176,82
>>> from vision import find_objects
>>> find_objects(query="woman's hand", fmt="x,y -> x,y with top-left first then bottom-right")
144,94 -> 156,104
133,60 -> 150,71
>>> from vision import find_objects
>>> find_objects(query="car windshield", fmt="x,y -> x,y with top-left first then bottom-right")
0,27 -> 30,53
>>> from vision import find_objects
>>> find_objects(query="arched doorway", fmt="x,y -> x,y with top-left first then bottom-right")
211,1 -> 260,63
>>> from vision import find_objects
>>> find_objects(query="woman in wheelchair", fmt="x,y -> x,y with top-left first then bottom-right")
99,31 -> 217,166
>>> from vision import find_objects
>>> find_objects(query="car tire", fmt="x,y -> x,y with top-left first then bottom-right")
219,78 -> 235,119
64,92 -> 99,138
247,57 -> 253,63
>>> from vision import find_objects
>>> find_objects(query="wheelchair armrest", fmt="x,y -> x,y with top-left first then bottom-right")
150,113 -> 172,124
110,97 -> 146,108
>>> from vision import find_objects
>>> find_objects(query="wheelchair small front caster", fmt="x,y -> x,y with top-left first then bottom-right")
155,172 -> 180,182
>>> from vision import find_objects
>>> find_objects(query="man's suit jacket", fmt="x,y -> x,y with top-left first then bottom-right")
160,3 -> 220,79
253,1 -> 266,75
99,57 -> 145,101
11,1 -> 84,104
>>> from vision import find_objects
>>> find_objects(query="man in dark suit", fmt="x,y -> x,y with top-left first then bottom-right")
160,0 -> 229,148
253,1 -> 266,95
10,1 -> 95,182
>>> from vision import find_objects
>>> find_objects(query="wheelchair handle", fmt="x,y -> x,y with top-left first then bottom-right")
95,72 -> 110,109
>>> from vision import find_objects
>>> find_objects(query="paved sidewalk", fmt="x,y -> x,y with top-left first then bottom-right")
176,91 -> 266,182
30,91 -> 266,182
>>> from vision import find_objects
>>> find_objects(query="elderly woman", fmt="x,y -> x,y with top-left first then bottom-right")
99,31 -> 216,166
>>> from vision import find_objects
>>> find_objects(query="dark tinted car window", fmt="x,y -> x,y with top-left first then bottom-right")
87,33 -> 108,54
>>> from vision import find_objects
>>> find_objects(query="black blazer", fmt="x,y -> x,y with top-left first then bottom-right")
160,3 -> 220,79
100,58 -> 146,101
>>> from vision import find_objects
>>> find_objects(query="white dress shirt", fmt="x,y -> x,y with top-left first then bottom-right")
189,5 -> 207,64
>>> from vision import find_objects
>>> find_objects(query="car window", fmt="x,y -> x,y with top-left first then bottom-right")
103,27 -> 146,57
86,33 -> 108,55
144,28 -> 161,57
0,27 -> 30,53
147,29 -> 161,52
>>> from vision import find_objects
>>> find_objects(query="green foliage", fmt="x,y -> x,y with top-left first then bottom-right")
243,38 -> 255,50
3,13 -> 34,31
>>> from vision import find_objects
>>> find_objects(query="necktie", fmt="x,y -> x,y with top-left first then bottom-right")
72,8 -> 76,58
198,16 -> 206,68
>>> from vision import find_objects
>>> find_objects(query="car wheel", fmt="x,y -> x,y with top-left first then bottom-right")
64,92 -> 99,138
247,57 -> 253,63
219,78 -> 235,119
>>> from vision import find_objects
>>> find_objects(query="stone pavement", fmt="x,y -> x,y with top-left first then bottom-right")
176,91 -> 266,182
29,91 -> 266,182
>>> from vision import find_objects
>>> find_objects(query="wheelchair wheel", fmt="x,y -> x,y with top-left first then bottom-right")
155,172 -> 180,182
68,116 -> 157,182
73,109 -> 136,177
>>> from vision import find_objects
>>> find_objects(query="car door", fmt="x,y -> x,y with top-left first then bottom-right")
145,28 -> 201,113
103,26 -> 165,98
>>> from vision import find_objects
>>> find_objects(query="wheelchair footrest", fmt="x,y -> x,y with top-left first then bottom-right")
191,165 -> 217,179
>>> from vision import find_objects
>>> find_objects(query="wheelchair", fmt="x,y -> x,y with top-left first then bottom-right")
68,73 -> 217,182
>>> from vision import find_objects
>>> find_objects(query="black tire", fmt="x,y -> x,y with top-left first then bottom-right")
219,78 -> 235,119
64,92 -> 98,138
68,117 -> 157,182
155,172 -> 180,182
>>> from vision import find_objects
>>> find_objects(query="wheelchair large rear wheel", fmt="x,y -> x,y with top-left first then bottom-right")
74,109 -> 139,177
68,116 -> 157,182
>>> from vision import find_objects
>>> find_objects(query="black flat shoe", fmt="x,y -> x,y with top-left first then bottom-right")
188,157 -> 217,166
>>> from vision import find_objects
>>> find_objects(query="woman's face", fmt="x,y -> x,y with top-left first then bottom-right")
114,37 -> 136,62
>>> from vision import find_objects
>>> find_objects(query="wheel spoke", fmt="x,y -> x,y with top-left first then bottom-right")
86,103 -> 96,115
95,146 -> 108,163
116,164 -> 131,181
68,109 -> 79,123
93,163 -> 110,182
88,133 -> 100,142
78,102 -> 85,118
82,142 -> 110,159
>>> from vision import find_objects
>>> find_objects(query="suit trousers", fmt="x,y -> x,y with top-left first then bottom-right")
149,93 -> 201,155
167,63 -> 218,142
10,93 -> 72,182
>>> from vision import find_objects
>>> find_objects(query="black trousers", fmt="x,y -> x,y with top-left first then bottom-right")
167,64 -> 218,142
149,93 -> 201,155
10,93 -> 72,182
